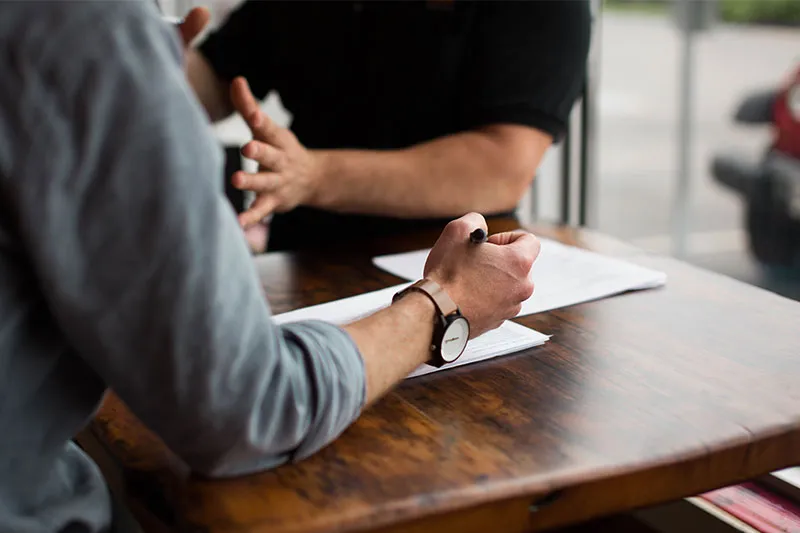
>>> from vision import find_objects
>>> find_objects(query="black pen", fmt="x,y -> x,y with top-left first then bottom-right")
469,228 -> 487,244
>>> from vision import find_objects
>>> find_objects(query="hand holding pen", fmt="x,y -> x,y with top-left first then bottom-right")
422,213 -> 540,336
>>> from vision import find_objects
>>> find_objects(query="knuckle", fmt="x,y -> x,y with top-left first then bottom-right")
517,243 -> 539,271
445,218 -> 470,236
528,235 -> 542,261
510,251 -> 530,275
520,252 -> 536,272
516,281 -> 534,302
259,145 -> 273,162
516,236 -> 539,267
524,281 -> 535,300
269,123 -> 286,140
465,212 -> 487,227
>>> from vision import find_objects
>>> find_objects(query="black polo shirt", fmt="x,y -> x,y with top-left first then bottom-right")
200,0 -> 591,251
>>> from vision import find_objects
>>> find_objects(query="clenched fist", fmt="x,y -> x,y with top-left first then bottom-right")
424,213 -> 540,337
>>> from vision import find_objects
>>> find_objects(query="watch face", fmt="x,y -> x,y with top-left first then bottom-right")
441,317 -> 469,363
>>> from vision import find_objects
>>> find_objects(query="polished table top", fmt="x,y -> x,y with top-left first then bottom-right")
86,219 -> 800,533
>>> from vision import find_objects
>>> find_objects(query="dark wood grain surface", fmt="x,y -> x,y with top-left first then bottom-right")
86,218 -> 800,533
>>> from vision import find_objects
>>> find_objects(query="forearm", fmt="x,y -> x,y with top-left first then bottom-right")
186,48 -> 233,122
344,292 -> 436,405
310,127 -> 548,218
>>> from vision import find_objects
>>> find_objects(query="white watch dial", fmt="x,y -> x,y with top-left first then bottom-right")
441,317 -> 469,363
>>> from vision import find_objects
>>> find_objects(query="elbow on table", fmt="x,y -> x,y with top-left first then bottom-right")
186,449 -> 288,480
176,321 -> 366,479
179,403 -> 338,480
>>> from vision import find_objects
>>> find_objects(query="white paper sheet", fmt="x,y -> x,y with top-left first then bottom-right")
273,283 -> 549,379
372,238 -> 667,317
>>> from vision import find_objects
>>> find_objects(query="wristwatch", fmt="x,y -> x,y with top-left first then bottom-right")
392,279 -> 470,367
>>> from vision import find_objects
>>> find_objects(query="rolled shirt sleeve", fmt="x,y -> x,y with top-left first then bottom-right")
7,1 -> 365,477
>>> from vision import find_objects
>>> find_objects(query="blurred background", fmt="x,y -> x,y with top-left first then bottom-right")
164,0 -> 800,301
539,0 -> 800,301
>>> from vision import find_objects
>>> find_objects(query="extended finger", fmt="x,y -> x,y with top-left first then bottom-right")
178,7 -> 210,47
238,195 -> 280,227
487,230 -> 531,246
241,141 -> 283,171
230,77 -> 282,144
505,232 -> 540,258
232,170 -> 282,193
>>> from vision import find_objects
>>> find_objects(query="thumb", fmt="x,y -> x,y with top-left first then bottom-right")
179,7 -> 211,48
442,212 -> 488,242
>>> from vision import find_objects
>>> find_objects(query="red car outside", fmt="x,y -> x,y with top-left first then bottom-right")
774,65 -> 800,159
712,64 -> 800,267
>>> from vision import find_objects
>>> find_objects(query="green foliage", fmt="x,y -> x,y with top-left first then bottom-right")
719,0 -> 800,25
605,0 -> 800,25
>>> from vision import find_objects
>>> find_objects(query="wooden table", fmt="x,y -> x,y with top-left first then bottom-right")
81,218 -> 800,533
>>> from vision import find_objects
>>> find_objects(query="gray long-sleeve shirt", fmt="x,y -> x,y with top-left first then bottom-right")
0,2 -> 366,531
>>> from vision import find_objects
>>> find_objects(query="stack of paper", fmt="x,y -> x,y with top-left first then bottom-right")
273,284 -> 549,379
372,238 -> 667,318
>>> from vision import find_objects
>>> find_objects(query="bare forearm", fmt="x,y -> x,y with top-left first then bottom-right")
310,126 -> 550,218
186,49 -> 233,122
344,292 -> 435,405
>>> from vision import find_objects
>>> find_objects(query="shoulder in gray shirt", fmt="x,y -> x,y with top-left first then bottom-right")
0,2 -> 365,532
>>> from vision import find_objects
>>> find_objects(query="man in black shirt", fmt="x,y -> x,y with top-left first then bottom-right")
188,0 -> 591,251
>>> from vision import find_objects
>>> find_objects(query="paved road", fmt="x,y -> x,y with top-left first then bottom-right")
592,12 -> 800,299
595,12 -> 799,239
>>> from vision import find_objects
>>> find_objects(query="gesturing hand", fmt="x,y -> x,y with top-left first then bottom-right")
229,77 -> 322,227
424,213 -> 540,337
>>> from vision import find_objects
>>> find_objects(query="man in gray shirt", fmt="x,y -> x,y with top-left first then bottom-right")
0,2 -> 540,532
